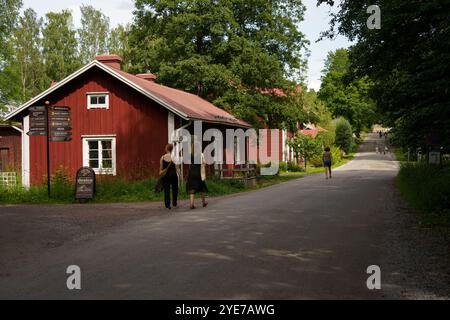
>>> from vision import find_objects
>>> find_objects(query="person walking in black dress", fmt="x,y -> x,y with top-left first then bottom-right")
186,144 -> 208,209
160,144 -> 178,209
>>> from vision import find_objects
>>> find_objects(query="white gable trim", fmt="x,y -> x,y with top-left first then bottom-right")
5,60 -> 189,121
22,116 -> 30,188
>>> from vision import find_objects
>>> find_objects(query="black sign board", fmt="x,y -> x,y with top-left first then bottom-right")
32,116 -> 46,122
50,111 -> 70,117
49,106 -> 72,142
75,167 -> 96,202
29,127 -> 47,132
28,106 -> 49,136
52,126 -> 72,131
29,106 -> 46,112
51,121 -> 70,127
51,131 -> 72,137
50,136 -> 72,142
27,131 -> 47,136
52,106 -> 70,111
31,111 -> 46,117
30,121 -> 47,127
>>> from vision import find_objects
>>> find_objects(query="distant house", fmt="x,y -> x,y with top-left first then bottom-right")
0,124 -> 22,172
5,55 -> 251,186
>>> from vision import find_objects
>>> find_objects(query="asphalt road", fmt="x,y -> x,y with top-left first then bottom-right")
1,133 -> 449,299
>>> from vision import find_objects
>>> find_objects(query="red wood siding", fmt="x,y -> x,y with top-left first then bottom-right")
28,67 -> 168,185
0,128 -> 21,172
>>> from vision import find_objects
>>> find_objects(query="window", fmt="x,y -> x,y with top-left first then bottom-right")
82,136 -> 116,175
87,92 -> 109,109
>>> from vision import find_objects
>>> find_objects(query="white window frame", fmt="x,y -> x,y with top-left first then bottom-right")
87,92 -> 109,109
82,135 -> 116,175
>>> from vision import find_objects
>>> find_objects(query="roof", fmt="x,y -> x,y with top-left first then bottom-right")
300,129 -> 319,138
111,66 -> 250,127
5,60 -> 251,128
0,124 -> 22,133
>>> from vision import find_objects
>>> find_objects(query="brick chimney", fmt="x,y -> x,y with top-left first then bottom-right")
136,73 -> 157,82
95,55 -> 123,70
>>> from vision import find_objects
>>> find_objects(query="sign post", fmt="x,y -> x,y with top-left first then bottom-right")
27,105 -> 72,197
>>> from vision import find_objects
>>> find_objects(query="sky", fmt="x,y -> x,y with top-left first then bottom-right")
22,0 -> 351,91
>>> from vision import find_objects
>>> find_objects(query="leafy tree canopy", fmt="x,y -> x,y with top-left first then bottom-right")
317,0 -> 450,148
78,5 -> 110,64
128,0 -> 311,128
318,48 -> 376,136
42,10 -> 81,82
0,0 -> 22,110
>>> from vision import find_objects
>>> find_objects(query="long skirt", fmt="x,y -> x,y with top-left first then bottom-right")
186,164 -> 208,194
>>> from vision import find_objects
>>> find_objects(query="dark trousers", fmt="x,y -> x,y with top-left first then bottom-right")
163,175 -> 178,208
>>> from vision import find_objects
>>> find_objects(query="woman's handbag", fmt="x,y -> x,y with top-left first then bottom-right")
154,161 -> 172,193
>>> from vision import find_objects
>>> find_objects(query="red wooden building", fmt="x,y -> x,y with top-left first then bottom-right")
0,124 -> 22,172
5,55 -> 252,186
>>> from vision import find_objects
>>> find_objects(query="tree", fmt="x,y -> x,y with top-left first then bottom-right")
318,48 -> 376,136
0,0 -> 22,110
334,117 -> 353,154
42,10 -> 80,82
78,5 -> 110,64
13,8 -> 47,101
0,0 -> 22,61
129,0 -> 310,129
288,133 -> 322,168
108,24 -> 130,64
318,0 -> 450,148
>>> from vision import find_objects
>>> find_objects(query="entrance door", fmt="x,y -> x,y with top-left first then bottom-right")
0,148 -> 9,171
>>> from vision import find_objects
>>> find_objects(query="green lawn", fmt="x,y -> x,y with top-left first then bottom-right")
0,174 -> 301,205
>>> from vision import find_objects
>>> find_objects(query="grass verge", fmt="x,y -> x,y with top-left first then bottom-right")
279,153 -> 355,176
396,162 -> 450,229
0,175 -> 300,205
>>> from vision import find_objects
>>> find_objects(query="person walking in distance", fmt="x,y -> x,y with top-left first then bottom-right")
323,147 -> 333,179
159,144 -> 178,210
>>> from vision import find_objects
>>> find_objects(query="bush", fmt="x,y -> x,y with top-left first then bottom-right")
331,146 -> 343,164
50,167 -> 73,201
334,117 -> 353,154
310,153 -> 323,167
397,162 -> 450,213
279,161 -> 288,171
288,133 -> 322,168
287,161 -> 305,172
316,130 -> 335,149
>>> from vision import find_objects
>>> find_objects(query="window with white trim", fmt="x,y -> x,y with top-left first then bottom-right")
87,92 -> 109,109
82,136 -> 116,175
